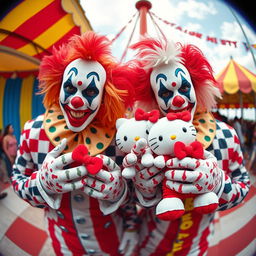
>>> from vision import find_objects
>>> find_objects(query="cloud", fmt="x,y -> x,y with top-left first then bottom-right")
177,0 -> 217,20
81,0 -> 255,73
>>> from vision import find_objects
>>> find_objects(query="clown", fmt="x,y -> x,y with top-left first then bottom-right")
11,32 -> 139,256
130,38 -> 250,255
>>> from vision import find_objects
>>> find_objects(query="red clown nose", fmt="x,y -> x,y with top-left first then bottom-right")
71,96 -> 84,108
172,95 -> 185,108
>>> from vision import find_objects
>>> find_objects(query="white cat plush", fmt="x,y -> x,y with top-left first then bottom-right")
146,111 -> 219,221
115,108 -> 159,179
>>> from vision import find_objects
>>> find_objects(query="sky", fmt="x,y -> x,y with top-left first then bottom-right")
81,0 -> 256,75
80,0 -> 256,120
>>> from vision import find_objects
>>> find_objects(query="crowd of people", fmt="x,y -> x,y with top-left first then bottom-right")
0,31 -> 253,255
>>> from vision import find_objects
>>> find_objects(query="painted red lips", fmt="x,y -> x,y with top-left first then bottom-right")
64,105 -> 93,127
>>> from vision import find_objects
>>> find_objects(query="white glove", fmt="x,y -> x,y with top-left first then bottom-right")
165,150 -> 223,195
122,138 -> 148,179
119,230 -> 139,256
132,164 -> 164,207
39,139 -> 87,194
82,155 -> 125,202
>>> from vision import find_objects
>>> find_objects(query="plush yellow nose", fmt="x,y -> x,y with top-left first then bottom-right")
170,135 -> 176,140
134,136 -> 140,141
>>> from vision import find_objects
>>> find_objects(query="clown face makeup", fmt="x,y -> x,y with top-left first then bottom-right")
59,58 -> 106,132
150,63 -> 197,120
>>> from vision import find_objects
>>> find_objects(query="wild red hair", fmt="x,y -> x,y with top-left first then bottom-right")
38,31 -> 135,128
130,38 -> 221,111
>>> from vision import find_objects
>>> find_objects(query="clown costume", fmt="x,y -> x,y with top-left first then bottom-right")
129,37 -> 250,256
11,32 -> 139,256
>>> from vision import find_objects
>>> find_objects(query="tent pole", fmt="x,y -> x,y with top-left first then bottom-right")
239,91 -> 244,122
228,6 -> 256,69
135,0 -> 152,36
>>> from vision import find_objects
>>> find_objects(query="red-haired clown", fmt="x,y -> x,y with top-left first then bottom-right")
130,38 -> 250,255
11,31 -> 139,255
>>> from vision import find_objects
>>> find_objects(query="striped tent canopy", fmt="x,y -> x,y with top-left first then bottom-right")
216,58 -> 256,109
0,0 -> 92,75
0,0 -> 92,139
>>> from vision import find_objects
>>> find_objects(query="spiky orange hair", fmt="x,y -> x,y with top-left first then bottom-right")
38,31 -> 135,128
131,37 -> 222,111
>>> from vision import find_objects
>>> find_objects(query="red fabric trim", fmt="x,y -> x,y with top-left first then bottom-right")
89,197 -> 122,255
53,193 -> 86,254
0,70 -> 38,78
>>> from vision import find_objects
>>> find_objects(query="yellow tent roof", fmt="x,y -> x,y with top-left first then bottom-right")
216,58 -> 256,94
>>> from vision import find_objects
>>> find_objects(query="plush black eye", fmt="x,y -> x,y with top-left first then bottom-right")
146,130 -> 149,135
182,127 -> 187,132
158,136 -> 163,141
124,136 -> 128,141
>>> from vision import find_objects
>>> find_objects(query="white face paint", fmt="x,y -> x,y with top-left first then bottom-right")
150,62 -> 197,120
59,58 -> 106,132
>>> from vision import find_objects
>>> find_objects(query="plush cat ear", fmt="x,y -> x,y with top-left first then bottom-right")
116,118 -> 127,129
146,119 -> 155,131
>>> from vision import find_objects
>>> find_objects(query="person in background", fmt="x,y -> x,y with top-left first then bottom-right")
2,124 -> 17,178
0,128 -> 8,199
247,125 -> 256,173
129,37 -> 250,255
233,117 -> 245,151
11,31 -> 139,256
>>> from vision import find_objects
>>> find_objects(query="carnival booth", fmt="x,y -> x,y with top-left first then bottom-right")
0,0 -> 92,139
216,57 -> 256,120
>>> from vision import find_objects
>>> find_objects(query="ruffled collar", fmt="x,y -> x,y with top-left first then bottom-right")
43,104 -> 115,155
193,110 -> 216,149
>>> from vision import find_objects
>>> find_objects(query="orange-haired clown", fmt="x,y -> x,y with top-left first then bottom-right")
11,31 -> 139,256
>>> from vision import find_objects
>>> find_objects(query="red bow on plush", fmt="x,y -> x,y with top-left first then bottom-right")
174,141 -> 204,160
167,111 -> 191,122
72,145 -> 103,175
135,108 -> 160,123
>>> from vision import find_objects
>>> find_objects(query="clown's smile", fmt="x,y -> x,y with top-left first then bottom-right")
63,104 -> 97,128
162,102 -> 195,114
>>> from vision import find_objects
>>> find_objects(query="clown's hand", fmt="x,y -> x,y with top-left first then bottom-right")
154,155 -> 166,169
82,155 -> 126,202
141,147 -> 154,167
133,166 -> 164,206
119,230 -> 139,256
39,138 -> 87,195
165,150 -> 223,195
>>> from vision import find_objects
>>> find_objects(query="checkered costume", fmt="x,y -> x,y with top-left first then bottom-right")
137,119 -> 250,256
12,114 -> 138,256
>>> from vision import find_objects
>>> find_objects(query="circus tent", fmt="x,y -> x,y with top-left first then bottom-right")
216,58 -> 256,110
0,0 -> 92,138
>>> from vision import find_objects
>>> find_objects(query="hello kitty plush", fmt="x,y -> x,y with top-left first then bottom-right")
115,108 -> 159,178
146,111 -> 219,221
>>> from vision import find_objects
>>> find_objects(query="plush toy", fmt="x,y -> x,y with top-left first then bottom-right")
115,108 -> 159,178
146,111 -> 219,221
